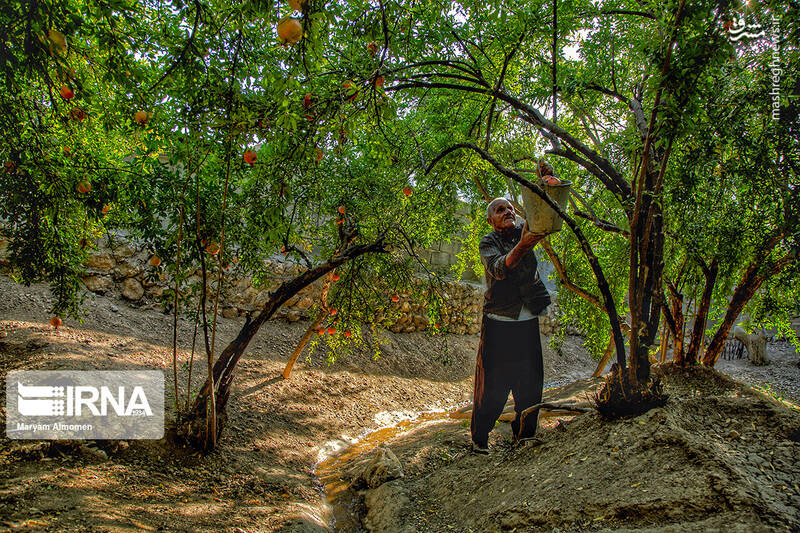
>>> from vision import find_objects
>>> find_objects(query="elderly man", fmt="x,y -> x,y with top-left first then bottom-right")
471,197 -> 551,454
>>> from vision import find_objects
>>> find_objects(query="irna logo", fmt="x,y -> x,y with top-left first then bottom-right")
16,382 -> 153,417
6,370 -> 164,440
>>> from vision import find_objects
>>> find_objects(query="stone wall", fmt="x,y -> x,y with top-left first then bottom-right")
416,203 -> 481,283
0,235 -> 569,335
76,240 -> 489,334
417,239 -> 479,282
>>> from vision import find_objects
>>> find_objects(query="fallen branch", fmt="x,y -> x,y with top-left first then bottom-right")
519,401 -> 592,420
452,401 -> 593,421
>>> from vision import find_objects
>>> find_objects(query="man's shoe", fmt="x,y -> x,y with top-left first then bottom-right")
471,442 -> 490,455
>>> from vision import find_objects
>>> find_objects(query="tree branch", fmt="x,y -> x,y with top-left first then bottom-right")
540,238 -> 603,310
427,142 -> 628,367
398,71 -> 486,86
598,9 -> 656,19
484,33 -> 524,150
573,210 -> 630,237
193,234 -> 390,411
504,95 -> 631,199
545,145 -> 630,211
149,0 -> 203,93
584,83 -> 648,140
386,78 -> 630,201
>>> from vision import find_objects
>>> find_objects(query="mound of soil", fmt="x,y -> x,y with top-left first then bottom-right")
344,364 -> 800,532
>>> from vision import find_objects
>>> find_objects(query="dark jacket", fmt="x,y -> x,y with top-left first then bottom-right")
479,219 -> 551,318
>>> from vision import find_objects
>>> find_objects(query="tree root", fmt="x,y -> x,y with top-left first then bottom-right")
174,401 -> 228,452
593,363 -> 669,419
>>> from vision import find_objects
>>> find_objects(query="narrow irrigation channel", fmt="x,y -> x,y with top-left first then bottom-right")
314,409 -> 462,531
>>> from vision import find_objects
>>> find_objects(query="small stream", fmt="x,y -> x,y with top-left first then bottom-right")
313,408 -> 465,531
313,380 -> 574,531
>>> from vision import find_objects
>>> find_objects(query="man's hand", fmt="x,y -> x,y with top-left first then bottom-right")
519,221 -> 545,249
505,221 -> 547,270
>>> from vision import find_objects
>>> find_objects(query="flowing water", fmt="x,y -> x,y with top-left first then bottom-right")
314,408 -> 466,531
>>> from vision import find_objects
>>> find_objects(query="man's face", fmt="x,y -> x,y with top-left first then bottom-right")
487,200 -> 516,231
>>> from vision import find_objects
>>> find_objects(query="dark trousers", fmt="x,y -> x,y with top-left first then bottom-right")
471,316 -> 543,446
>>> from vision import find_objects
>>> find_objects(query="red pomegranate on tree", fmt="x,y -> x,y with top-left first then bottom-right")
277,18 -> 303,44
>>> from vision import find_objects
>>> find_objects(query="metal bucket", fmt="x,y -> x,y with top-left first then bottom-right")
521,182 -> 571,234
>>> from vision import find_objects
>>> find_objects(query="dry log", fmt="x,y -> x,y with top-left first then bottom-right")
452,401 -> 592,421
519,401 -> 592,420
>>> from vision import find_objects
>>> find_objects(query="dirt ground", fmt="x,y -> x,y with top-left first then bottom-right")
716,340 -> 800,405
1,275 -> 798,532
0,275 -> 591,532
340,365 -> 800,532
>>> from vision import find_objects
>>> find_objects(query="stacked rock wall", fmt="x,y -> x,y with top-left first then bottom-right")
0,235 -> 566,335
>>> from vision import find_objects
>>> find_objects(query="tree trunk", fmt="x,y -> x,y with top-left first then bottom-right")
627,164 -> 667,385
179,239 -> 386,450
669,290 -> 685,364
703,241 -> 795,366
624,13 -> 683,386
703,284 -> 756,367
734,326 -> 768,366
658,321 -> 669,363
628,226 -> 662,384
685,260 -> 718,365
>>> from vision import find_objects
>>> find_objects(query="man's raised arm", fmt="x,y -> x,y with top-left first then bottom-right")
505,221 -> 545,270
